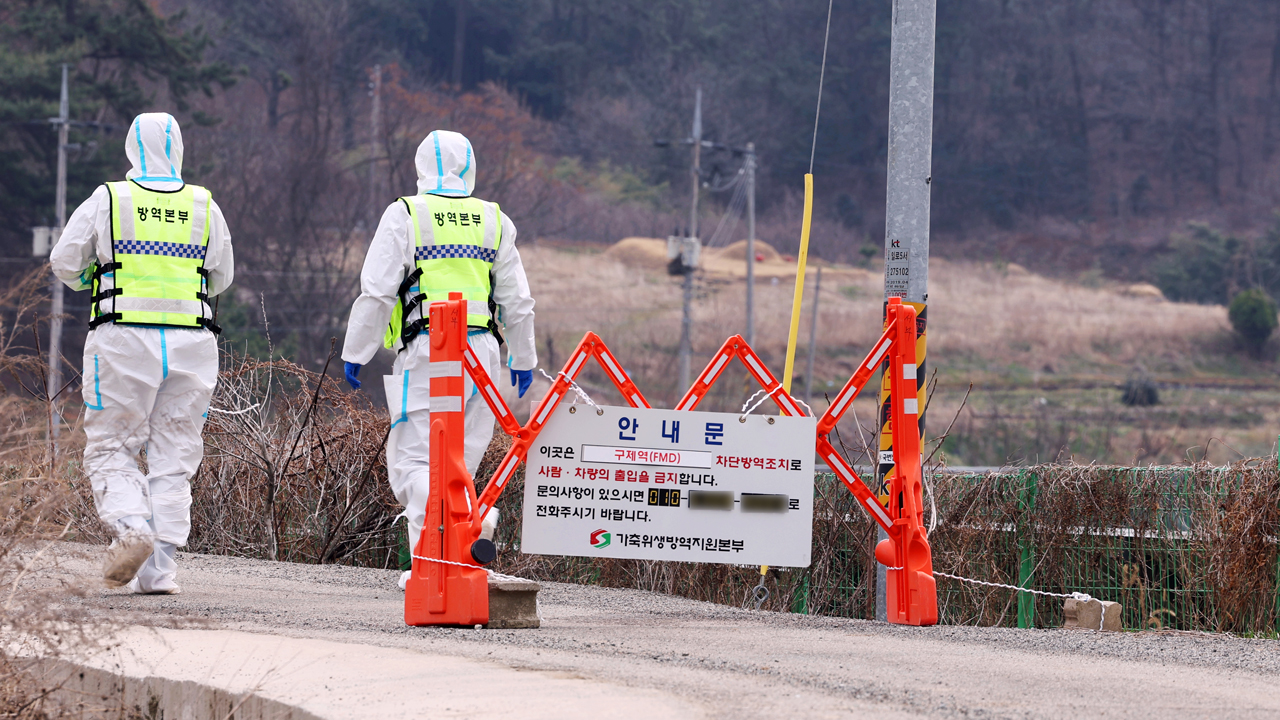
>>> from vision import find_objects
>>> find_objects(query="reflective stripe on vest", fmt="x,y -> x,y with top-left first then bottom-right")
391,194 -> 501,342
98,181 -> 212,328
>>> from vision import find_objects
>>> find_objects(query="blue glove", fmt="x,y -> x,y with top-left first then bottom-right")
344,362 -> 362,390
510,369 -> 533,398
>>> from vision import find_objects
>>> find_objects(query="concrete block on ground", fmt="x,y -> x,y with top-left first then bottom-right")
488,575 -> 540,629
1063,597 -> 1122,631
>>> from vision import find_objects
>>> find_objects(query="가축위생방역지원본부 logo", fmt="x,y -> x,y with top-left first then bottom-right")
590,529 -> 611,548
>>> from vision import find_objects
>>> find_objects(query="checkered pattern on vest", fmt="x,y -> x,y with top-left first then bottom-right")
415,244 -> 497,263
115,240 -> 207,260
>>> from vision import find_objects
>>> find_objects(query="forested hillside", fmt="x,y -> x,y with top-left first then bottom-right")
8,1 -> 1280,264
4,0 -> 1280,365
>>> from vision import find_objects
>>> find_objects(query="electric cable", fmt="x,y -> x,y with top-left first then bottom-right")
706,175 -> 749,248
810,0 -> 835,175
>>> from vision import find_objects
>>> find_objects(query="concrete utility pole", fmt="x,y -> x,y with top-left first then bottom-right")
745,142 -> 756,347
804,266 -> 822,406
48,63 -> 70,443
677,88 -> 703,391
876,0 -> 936,622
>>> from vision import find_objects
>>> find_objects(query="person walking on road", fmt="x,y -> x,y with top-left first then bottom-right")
51,112 -> 233,594
341,130 -> 537,589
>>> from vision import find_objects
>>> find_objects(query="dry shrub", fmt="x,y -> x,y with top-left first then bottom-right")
0,268 -> 129,717
190,346 -> 396,567
0,447 -> 106,719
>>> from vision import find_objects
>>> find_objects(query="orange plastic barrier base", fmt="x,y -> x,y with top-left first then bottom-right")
875,538 -> 938,626
404,293 -> 490,627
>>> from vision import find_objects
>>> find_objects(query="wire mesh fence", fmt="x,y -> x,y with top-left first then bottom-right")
930,463 -> 1280,634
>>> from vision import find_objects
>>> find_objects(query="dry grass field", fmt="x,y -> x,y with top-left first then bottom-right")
521,241 -> 1274,466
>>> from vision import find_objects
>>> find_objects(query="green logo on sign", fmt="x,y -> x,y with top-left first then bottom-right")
590,529 -> 611,548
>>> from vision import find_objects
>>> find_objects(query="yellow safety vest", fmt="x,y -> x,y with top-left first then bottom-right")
91,181 -> 217,331
384,194 -> 503,349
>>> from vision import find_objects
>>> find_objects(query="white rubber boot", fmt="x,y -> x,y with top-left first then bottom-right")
128,541 -> 181,594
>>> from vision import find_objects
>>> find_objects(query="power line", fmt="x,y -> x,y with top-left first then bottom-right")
810,0 -> 835,175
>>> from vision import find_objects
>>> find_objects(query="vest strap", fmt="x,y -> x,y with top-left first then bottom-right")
91,288 -> 123,304
92,262 -> 122,279
397,267 -> 423,297
402,292 -> 428,318
88,313 -> 121,329
401,317 -> 428,347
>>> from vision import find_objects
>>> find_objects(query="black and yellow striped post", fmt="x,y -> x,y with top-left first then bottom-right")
876,304 -> 926,505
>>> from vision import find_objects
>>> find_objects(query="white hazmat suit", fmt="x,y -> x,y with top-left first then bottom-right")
342,131 -> 536,581
51,113 -> 233,593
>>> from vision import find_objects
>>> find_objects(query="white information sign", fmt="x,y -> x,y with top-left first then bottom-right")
521,403 -> 815,567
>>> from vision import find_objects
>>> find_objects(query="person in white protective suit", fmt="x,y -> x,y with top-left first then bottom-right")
51,113 -> 233,594
342,130 -> 536,590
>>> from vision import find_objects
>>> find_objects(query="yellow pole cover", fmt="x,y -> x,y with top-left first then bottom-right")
782,173 -> 814,394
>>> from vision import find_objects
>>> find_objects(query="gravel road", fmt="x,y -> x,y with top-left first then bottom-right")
57,545 -> 1280,719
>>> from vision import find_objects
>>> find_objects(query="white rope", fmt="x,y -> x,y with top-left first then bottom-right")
413,554 -> 482,570
930,570 -> 1111,631
208,403 -> 261,416
412,554 -> 531,584
742,387 -> 810,420
538,368 -> 600,411
739,389 -> 768,419
487,570 -> 531,583
793,396 -> 813,417
931,570 -> 1092,601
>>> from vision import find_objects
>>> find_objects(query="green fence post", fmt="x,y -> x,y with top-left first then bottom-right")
398,519 -> 411,571
791,573 -> 811,614
1017,470 -> 1038,628
1273,545 -> 1280,636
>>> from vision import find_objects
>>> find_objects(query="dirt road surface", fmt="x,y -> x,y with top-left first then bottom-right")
60,547 -> 1280,719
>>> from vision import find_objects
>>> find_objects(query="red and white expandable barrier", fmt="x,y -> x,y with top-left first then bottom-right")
405,293 -> 936,627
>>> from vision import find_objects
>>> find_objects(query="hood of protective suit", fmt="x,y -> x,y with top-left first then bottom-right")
415,130 -> 475,197
125,113 -> 184,190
